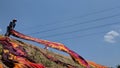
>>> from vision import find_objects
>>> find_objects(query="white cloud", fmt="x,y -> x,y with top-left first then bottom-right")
104,30 -> 120,43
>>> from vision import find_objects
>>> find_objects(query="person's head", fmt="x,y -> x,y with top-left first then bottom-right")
12,19 -> 17,23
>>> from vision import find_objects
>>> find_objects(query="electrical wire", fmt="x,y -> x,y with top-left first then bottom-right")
56,31 -> 107,41
28,13 -> 120,35
39,21 -> 120,38
24,6 -> 120,32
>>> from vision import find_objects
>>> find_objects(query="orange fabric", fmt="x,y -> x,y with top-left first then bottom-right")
0,37 -> 45,68
0,64 -> 3,68
11,29 -> 90,68
88,61 -> 108,68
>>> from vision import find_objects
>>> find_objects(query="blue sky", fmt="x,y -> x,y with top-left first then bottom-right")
0,0 -> 120,67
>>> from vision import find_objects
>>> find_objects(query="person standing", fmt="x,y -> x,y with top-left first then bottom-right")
5,19 -> 17,36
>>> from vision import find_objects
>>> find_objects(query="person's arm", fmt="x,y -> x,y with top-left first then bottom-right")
12,19 -> 17,29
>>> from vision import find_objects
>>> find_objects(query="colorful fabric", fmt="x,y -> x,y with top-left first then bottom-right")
10,29 -> 90,68
0,37 -> 45,68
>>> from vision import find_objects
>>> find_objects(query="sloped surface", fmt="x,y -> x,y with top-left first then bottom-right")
0,35 -> 84,68
0,35 -> 107,68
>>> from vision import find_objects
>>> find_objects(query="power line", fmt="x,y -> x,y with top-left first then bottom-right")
56,31 -> 107,41
39,21 -> 120,38
28,13 -> 120,35
24,6 -> 120,31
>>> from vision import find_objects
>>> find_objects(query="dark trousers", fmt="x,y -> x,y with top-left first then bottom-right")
5,26 -> 11,36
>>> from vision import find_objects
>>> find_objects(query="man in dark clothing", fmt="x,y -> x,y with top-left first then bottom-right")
5,19 -> 17,36
9,19 -> 17,29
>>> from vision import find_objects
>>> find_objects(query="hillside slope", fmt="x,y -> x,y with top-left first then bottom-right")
0,35 -> 107,68
0,35 -> 87,68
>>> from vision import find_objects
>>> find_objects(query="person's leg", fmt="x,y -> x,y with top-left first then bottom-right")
5,26 -> 10,36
